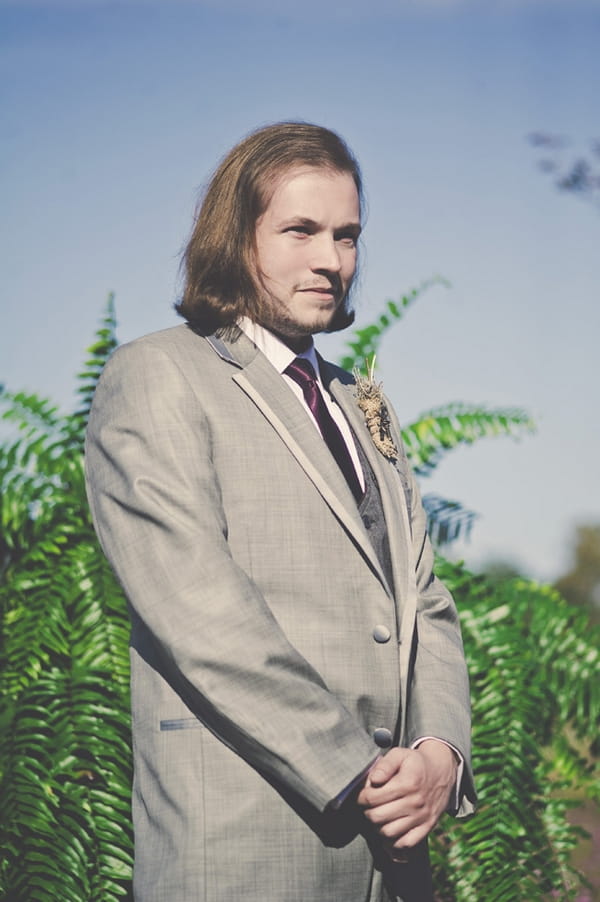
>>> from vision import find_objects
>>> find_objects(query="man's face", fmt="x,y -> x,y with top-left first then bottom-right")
253,167 -> 361,345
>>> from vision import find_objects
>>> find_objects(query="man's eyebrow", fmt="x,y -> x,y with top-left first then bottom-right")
277,216 -> 319,228
338,222 -> 362,237
278,216 -> 362,235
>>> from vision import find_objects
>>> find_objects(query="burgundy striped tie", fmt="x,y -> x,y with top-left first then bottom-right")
285,357 -> 363,502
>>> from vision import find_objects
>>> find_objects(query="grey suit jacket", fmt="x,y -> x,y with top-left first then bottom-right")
85,324 -> 475,902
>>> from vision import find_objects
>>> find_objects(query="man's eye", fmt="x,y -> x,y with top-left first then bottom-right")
285,226 -> 310,235
336,234 -> 357,247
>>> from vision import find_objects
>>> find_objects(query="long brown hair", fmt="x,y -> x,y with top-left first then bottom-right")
175,122 -> 363,334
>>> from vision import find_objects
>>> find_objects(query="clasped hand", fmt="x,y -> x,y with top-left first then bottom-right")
357,740 -> 457,860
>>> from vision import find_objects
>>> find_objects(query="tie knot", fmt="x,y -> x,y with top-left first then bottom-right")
285,357 -> 318,387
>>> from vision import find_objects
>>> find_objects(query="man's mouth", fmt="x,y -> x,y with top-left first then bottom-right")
298,283 -> 339,299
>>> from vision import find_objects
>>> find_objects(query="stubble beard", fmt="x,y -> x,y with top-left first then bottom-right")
257,289 -> 345,350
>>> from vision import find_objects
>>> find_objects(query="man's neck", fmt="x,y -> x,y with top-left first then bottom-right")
238,318 -> 318,375
273,332 -> 312,354
238,316 -> 314,354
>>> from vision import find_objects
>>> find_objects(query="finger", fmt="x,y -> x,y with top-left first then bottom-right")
358,781 -> 408,809
362,799 -> 412,827
363,796 -> 434,837
386,821 -> 431,851
359,767 -> 425,809
379,822 -> 433,860
367,748 -> 408,787
367,802 -> 432,840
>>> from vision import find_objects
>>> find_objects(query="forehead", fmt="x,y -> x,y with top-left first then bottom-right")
259,166 -> 361,222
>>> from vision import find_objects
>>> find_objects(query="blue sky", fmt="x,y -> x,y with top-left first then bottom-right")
2,0 -> 599,582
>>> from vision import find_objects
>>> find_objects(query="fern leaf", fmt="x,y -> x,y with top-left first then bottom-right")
430,560 -> 600,901
72,292 -> 118,436
339,276 -> 450,373
402,403 -> 535,475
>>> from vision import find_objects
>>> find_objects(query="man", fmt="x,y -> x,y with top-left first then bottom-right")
85,122 -> 475,902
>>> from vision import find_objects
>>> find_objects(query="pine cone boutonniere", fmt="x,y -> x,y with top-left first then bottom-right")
354,358 -> 398,463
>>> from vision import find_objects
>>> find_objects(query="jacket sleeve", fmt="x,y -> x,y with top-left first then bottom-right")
85,339 -> 379,814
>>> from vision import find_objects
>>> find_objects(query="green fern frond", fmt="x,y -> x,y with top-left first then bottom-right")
339,276 -> 450,373
0,668 -> 132,900
72,292 -> 118,437
402,403 -> 535,475
429,561 -> 600,900
0,390 -> 62,434
0,542 -> 133,898
0,298 -> 131,900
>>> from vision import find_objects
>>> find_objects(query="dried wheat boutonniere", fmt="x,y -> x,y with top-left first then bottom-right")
353,356 -> 398,462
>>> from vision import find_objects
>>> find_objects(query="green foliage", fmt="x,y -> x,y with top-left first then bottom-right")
339,276 -> 451,373
0,289 -> 597,901
73,292 -> 118,434
430,562 -> 600,901
0,297 -> 133,900
403,402 -> 535,477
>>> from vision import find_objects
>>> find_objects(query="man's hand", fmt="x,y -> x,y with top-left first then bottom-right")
356,740 -> 457,860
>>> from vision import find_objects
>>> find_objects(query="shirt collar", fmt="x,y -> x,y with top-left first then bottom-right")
238,317 -> 320,378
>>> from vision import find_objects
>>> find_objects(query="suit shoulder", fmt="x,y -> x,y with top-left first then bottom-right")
118,324 -> 207,356
104,324 -> 221,371
91,326 -> 231,409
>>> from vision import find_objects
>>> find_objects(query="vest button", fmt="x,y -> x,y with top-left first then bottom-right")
362,514 -> 372,529
373,727 -> 393,748
372,625 -> 391,643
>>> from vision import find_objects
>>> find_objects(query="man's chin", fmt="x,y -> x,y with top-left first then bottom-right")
263,313 -> 335,339
269,319 -> 330,352
297,314 -> 339,338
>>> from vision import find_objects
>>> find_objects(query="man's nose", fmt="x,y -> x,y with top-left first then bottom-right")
310,234 -> 342,273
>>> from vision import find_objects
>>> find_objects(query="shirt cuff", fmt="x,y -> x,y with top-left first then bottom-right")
411,736 -> 464,815
328,755 -> 381,811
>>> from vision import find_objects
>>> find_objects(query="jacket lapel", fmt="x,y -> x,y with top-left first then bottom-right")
204,331 -> 390,591
324,367 -> 412,614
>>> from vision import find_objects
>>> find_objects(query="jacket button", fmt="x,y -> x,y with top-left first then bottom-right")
373,727 -> 393,748
372,625 -> 391,643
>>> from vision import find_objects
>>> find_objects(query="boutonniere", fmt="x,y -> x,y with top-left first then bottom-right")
353,356 -> 398,462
